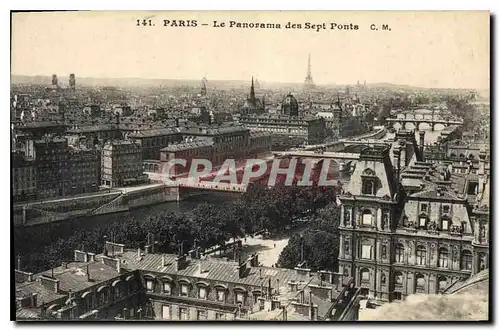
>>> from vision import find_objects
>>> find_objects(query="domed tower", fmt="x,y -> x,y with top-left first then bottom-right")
282,93 -> 299,117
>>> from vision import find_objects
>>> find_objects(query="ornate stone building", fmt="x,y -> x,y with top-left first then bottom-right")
338,136 -> 490,302
239,114 -> 326,145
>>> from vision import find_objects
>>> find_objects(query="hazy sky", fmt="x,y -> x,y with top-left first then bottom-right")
11,11 -> 490,89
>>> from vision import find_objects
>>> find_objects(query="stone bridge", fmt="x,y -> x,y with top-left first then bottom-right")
386,112 -> 463,131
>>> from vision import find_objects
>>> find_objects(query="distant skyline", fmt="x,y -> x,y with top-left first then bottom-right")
11,11 -> 490,90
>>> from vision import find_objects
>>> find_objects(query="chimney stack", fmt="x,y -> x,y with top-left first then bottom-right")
86,264 -> 91,282
17,256 -> 21,271
268,278 -> 272,299
103,235 -> 108,256
419,131 -> 425,158
175,255 -> 188,271
393,146 -> 401,180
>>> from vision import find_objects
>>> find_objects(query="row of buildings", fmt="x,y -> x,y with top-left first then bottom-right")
15,242 -> 360,321
237,79 -> 373,145
12,120 -> 273,201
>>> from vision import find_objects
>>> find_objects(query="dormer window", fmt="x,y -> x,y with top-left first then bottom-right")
180,284 -> 189,297
443,205 -> 450,214
420,204 -> 428,212
146,279 -> 154,292
361,168 -> 378,195
198,286 -> 207,300
162,282 -> 171,295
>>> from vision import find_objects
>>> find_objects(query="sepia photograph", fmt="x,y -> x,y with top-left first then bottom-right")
11,10 -> 490,322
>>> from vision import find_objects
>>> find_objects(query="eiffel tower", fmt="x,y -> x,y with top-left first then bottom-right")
304,54 -> 315,90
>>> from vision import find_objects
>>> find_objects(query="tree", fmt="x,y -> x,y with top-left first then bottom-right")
277,230 -> 338,271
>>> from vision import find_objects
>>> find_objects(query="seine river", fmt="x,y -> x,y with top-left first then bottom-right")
14,192 -> 239,256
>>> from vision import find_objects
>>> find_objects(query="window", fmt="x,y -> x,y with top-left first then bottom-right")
180,284 -> 189,297
215,312 -> 225,320
362,210 -> 373,226
419,215 -> 427,228
415,273 -> 425,290
360,268 -> 370,282
461,250 -> 473,270
362,180 -> 375,195
479,253 -> 487,271
438,248 -> 449,268
235,292 -> 245,304
443,205 -> 450,214
438,276 -> 448,293
162,282 -> 171,294
395,244 -> 404,263
198,287 -> 207,299
394,272 -> 403,286
179,307 -> 189,321
361,243 -> 372,259
380,273 -> 386,285
197,310 -> 207,320
416,245 -> 426,265
146,279 -> 154,292
441,218 -> 450,231
162,305 -> 170,320
420,204 -> 428,212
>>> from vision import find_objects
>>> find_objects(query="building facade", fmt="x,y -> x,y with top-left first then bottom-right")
128,128 -> 183,161
26,137 -> 71,199
239,115 -> 326,145
12,151 -> 37,202
338,139 -> 490,302
68,146 -> 101,195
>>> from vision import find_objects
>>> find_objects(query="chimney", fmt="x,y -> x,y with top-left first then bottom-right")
282,305 -> 287,321
309,291 -> 312,305
276,279 -> 280,295
238,258 -> 247,279
393,146 -> 401,180
175,118 -> 180,127
137,248 -> 142,261
175,255 -> 188,271
103,235 -> 108,256
309,302 -> 316,321
161,255 -> 165,267
300,290 -> 305,303
40,275 -> 60,294
268,278 -> 272,299
86,264 -> 91,282
17,256 -> 21,271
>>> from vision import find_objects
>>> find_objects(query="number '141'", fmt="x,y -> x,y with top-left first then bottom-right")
137,19 -> 153,26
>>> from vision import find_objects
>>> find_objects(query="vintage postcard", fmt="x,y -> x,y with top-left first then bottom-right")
11,11 -> 490,322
